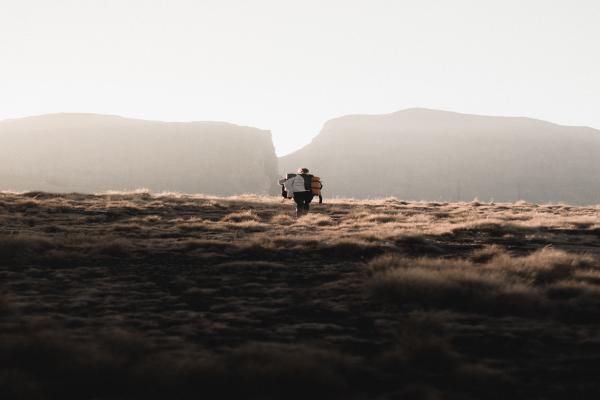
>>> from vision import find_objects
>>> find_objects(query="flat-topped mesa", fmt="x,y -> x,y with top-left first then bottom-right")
279,108 -> 600,204
0,113 -> 279,195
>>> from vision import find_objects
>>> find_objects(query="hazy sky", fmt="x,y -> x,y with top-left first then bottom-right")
1,0 -> 599,155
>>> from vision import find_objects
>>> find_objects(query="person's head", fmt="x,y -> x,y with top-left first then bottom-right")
298,167 -> 309,174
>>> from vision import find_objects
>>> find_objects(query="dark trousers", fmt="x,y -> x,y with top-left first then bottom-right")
293,191 -> 313,216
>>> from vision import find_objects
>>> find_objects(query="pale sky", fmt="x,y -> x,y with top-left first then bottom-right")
1,0 -> 599,155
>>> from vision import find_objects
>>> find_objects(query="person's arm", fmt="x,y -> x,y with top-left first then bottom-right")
282,177 -> 295,196
318,181 -> 323,204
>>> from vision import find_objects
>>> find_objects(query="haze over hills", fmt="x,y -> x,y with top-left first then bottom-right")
3,109 -> 600,204
280,108 -> 600,204
0,113 -> 279,195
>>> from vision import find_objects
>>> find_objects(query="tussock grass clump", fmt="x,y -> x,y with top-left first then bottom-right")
0,234 -> 55,263
363,213 -> 400,224
295,213 -> 335,226
319,238 -> 383,259
470,244 -> 505,263
489,246 -> 595,284
0,328 -> 511,400
222,343 -> 360,397
574,269 -> 600,285
175,217 -> 221,232
450,219 -> 525,236
344,210 -> 371,221
369,247 -> 600,318
270,214 -> 295,224
221,210 -> 261,223
89,237 -> 133,257
223,220 -> 269,232
0,332 -> 364,400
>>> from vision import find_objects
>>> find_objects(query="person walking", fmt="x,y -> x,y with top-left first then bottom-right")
278,167 -> 314,217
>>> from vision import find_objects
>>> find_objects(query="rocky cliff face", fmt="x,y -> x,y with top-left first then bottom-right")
280,108 -> 600,204
0,113 -> 279,195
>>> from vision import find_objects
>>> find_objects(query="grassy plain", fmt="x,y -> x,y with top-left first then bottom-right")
1,191 -> 600,399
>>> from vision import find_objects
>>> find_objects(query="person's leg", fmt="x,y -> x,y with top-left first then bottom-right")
304,193 -> 313,212
293,193 -> 303,217
300,193 -> 310,216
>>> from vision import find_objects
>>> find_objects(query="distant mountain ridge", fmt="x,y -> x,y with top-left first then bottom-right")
279,108 -> 600,204
0,113 -> 279,195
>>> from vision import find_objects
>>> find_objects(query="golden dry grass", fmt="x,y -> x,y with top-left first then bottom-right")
369,247 -> 600,318
1,191 -> 600,399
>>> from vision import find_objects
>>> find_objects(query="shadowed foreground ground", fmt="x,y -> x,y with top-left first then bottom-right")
1,191 -> 600,399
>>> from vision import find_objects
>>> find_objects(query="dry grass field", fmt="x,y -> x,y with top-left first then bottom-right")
1,191 -> 600,399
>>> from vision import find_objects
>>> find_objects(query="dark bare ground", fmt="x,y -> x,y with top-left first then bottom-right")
1,192 -> 599,399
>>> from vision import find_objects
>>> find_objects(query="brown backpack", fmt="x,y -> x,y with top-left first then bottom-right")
311,176 -> 323,196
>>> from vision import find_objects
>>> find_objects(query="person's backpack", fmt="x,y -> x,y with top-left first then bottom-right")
285,173 -> 323,203
311,176 -> 323,204
287,173 -> 314,192
311,176 -> 322,196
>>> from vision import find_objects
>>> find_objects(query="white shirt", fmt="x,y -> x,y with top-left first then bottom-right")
279,175 -> 309,195
291,175 -> 308,192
